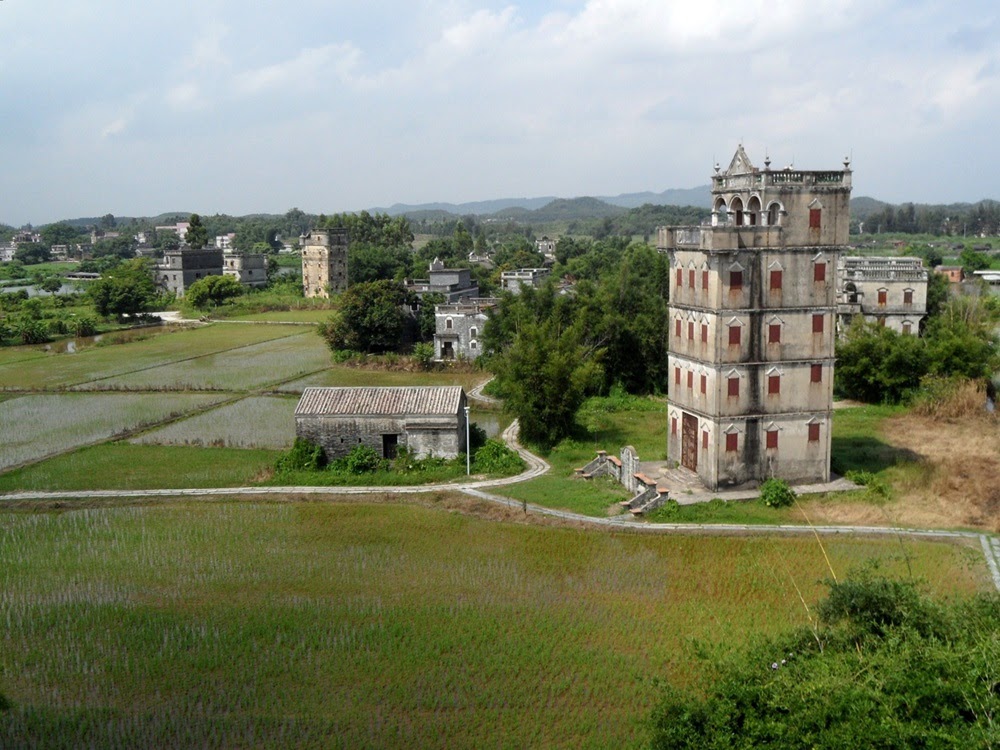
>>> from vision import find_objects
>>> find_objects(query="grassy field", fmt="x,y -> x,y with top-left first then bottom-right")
278,364 -> 487,393
0,501 -> 987,749
132,395 -> 300,449
211,309 -> 332,323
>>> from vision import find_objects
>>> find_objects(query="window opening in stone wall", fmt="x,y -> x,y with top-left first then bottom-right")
726,433 -> 738,452
767,203 -> 780,226
689,269 -> 695,289
675,319 -> 682,338
768,375 -> 781,395
676,269 -> 683,287
728,377 -> 739,397
809,208 -> 821,229
700,374 -> 706,394
730,270 -> 743,290
903,289 -> 913,305
446,318 -> 453,329
671,417 -> 677,435
811,364 -> 822,383
675,367 -> 681,386
766,430 -> 778,449
902,322 -> 911,334
770,270 -> 782,290
878,289 -> 887,306
729,325 -> 741,346
687,371 -> 693,389
808,423 -> 820,442
702,431 -> 708,449
701,323 -> 708,343
815,262 -> 826,282
812,314 -> 824,333
702,270 -> 709,290
768,324 -> 781,344
688,322 -> 694,340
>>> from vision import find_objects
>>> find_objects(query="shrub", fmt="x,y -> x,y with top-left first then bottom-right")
911,375 -> 993,420
343,444 -> 383,474
72,316 -> 99,338
472,439 -> 524,475
845,469 -> 891,501
275,438 -> 326,473
412,341 -> 435,370
759,477 -> 796,508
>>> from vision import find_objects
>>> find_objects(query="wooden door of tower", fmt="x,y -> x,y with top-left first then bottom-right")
681,413 -> 698,472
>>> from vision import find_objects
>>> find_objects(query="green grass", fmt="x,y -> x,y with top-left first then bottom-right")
210,309 -> 332,322
0,324 -> 304,390
132,395 -> 299,449
0,443 -> 279,492
0,502 -> 985,749
830,404 -> 912,476
496,397 -> 666,516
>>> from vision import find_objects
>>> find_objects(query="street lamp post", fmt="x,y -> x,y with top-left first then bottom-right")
464,405 -> 471,476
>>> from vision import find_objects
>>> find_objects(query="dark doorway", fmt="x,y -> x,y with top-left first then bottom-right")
382,434 -> 398,459
681,413 -> 698,472
442,341 -> 455,359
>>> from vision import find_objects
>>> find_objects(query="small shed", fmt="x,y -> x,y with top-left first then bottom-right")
294,386 -> 468,460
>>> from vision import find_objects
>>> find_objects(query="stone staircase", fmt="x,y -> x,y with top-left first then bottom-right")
619,473 -> 669,516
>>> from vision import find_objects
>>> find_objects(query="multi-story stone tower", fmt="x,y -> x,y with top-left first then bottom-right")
659,146 -> 852,489
301,228 -> 348,298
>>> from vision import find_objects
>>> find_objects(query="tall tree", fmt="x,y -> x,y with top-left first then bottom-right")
318,280 -> 411,353
185,214 -> 209,249
88,259 -> 158,319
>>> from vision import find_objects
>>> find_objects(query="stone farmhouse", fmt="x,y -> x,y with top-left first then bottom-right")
223,251 -> 268,289
301,228 -> 348,298
155,245 -> 223,297
434,298 -> 498,361
500,268 -> 550,294
660,146 -> 851,490
294,386 -> 468,460
406,259 -> 479,302
837,256 -> 928,334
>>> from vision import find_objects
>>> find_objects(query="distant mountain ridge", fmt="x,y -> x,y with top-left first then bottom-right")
371,186 -> 715,217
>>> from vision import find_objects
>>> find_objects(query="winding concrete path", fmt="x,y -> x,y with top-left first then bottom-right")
2,415 -> 998,592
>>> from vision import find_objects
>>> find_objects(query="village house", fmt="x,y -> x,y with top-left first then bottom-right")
154,245 -> 224,297
294,386 -> 468,460
936,265 -> 964,284
837,256 -> 928,334
405,259 -> 479,302
659,146 -> 851,490
535,237 -> 557,262
434,298 -> 498,361
300,228 -> 348,298
223,251 -> 268,289
972,269 -> 1000,295
500,268 -> 550,294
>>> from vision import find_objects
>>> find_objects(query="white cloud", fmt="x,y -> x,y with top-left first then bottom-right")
233,43 -> 362,96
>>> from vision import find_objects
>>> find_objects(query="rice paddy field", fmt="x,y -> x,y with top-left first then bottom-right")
0,501 -> 988,749
131,395 -> 300,449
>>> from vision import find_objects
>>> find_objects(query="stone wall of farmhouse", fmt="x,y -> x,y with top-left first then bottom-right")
296,415 -> 464,460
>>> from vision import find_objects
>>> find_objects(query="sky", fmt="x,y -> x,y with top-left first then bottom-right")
2,0 -> 999,225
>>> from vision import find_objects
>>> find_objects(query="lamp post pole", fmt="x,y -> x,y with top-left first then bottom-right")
465,405 -> 471,476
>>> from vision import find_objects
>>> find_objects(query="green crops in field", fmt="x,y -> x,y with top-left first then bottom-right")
0,324 -> 304,390
0,393 -> 226,470
0,503 -> 985,748
75,331 -> 330,392
132,396 -> 299,449
276,366 -> 485,393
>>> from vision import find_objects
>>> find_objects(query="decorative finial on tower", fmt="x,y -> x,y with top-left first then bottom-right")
714,162 -> 721,174
764,152 -> 771,169
844,155 -> 851,169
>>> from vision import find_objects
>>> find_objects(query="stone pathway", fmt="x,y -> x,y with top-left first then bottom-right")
640,463 -> 859,505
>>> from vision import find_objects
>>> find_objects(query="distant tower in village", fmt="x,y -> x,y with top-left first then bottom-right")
301,228 -> 348,298
658,146 -> 852,489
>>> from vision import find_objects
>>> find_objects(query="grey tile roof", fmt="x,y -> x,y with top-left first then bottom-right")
295,386 -> 464,417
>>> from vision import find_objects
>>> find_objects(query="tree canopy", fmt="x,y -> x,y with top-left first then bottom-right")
650,571 -> 1000,750
185,274 -> 244,309
318,280 -> 412,353
185,214 -> 209,250
88,259 -> 158,319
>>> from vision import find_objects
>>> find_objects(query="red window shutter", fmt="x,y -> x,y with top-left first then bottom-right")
809,208 -> 821,229
726,433 -> 738,452
702,431 -> 708,449
770,270 -> 782,290
814,262 -> 826,282
688,322 -> 694,340
676,269 -> 683,287
700,374 -> 706,394
702,270 -> 709,290
766,430 -> 778,449
687,371 -> 693,389
812,314 -> 824,334
689,270 -> 695,289
878,290 -> 887,306
675,319 -> 681,338
728,377 -> 739,397
701,323 -> 708,343
671,417 -> 677,435
730,270 -> 743,290
675,367 -> 681,385
768,324 -> 781,344
768,375 -> 780,395
904,289 -> 913,305
729,325 -> 741,346
808,423 -> 820,442
811,364 -> 822,383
